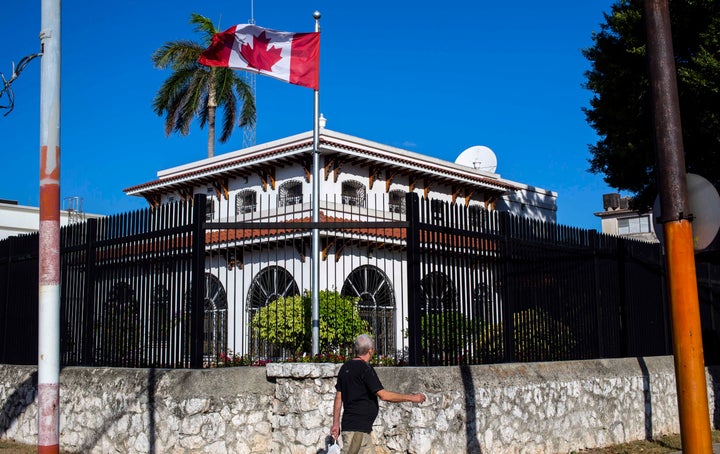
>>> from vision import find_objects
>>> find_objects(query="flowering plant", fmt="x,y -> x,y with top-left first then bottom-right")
215,352 -> 271,367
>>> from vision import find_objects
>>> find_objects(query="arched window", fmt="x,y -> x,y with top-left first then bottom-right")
472,281 -> 498,324
205,196 -> 215,221
388,190 -> 406,214
278,181 -> 303,207
204,273 -> 228,363
419,271 -> 456,313
430,199 -> 446,223
247,266 -> 300,357
418,272 -> 459,366
341,265 -> 396,356
108,282 -> 136,308
472,282 -> 491,306
341,180 -> 366,207
205,188 -> 216,221
468,205 -> 486,229
236,190 -> 257,215
247,266 -> 300,310
151,284 -> 170,347
100,282 -> 140,366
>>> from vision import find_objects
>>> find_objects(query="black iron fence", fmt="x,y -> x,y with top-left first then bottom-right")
405,196 -> 670,365
2,193 -> 717,368
1,201 -> 205,368
64,200 -> 208,368
697,261 -> 720,364
0,234 -> 39,365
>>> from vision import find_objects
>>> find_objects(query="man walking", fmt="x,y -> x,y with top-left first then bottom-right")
330,334 -> 426,453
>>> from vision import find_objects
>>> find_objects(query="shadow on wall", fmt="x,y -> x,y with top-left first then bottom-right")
460,365 -> 482,453
0,368 -> 165,453
75,368 -> 166,453
709,366 -> 720,429
0,371 -> 37,437
637,357 -> 653,440
495,186 -> 557,224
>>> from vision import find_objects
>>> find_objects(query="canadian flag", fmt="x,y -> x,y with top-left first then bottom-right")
199,24 -> 319,90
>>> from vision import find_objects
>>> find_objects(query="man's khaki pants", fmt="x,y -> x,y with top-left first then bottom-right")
341,431 -> 373,454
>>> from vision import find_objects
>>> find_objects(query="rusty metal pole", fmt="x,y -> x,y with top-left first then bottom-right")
643,1 -> 712,451
37,0 -> 61,453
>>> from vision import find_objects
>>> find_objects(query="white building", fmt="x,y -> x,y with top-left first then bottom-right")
126,129 -> 557,221
594,193 -> 658,243
123,128 -> 558,358
0,198 -> 102,240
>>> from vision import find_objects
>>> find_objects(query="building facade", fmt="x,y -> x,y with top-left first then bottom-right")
594,193 -> 658,243
124,129 -> 558,358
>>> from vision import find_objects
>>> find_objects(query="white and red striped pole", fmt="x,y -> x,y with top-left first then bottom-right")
37,0 -> 61,453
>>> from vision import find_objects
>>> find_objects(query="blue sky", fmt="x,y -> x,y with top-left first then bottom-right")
0,1 -> 618,229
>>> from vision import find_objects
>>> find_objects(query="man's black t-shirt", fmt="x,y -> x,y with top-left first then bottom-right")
335,359 -> 384,433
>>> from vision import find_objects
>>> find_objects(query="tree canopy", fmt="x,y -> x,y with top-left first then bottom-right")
152,13 -> 255,158
583,0 -> 720,209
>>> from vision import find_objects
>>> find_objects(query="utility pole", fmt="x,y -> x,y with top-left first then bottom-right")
643,1 -> 712,452
37,0 -> 61,453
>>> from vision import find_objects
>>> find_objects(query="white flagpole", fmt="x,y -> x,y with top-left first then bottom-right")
310,10 -> 321,355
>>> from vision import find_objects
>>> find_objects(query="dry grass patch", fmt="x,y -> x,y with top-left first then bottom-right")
573,431 -> 720,453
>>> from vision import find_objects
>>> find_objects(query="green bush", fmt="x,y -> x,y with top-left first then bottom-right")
250,290 -> 369,355
475,308 -> 577,362
250,295 -> 307,351
420,311 -> 471,362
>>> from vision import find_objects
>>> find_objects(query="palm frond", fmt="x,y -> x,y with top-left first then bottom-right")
164,97 -> 183,136
197,104 -> 208,129
151,41 -> 204,70
152,66 -> 201,115
219,91 -> 237,143
190,13 -> 219,45
215,68 -> 255,127
234,77 -> 256,128
176,71 -> 209,135
152,13 -> 257,153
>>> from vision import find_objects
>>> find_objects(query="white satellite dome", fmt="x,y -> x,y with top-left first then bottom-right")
455,145 -> 497,173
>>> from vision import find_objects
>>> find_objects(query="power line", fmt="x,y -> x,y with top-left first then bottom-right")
0,52 -> 42,116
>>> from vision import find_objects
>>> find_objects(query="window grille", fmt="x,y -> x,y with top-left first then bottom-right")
468,205 -> 485,228
388,190 -> 406,214
205,196 -> 215,221
341,265 -> 396,356
236,190 -> 257,214
152,284 -> 170,347
247,266 -> 300,358
279,181 -> 303,207
419,271 -> 456,312
431,200 -> 445,223
341,180 -> 366,207
203,273 -> 228,363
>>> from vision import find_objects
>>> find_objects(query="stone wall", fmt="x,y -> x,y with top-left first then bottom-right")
1,357 -> 718,453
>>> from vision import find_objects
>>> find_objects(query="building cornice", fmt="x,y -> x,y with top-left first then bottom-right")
123,129 -> 524,201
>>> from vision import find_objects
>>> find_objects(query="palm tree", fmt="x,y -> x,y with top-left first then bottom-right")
152,13 -> 255,158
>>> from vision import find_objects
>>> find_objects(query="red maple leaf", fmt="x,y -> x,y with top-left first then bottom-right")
240,31 -> 282,72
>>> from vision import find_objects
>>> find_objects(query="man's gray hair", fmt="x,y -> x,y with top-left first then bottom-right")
354,334 -> 375,356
